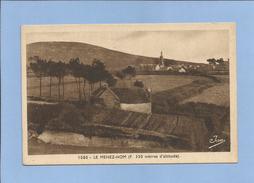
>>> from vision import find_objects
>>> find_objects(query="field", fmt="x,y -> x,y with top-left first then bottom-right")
117,75 -> 210,92
27,74 -> 230,153
27,75 -> 101,101
181,83 -> 229,107
27,74 -> 211,100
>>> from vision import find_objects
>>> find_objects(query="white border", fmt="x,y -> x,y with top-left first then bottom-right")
22,23 -> 237,165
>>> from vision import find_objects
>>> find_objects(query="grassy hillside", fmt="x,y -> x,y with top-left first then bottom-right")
27,41 -> 201,70
28,103 -> 209,152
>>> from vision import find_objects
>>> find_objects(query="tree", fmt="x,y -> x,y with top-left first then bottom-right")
60,62 -> 68,100
122,65 -> 136,77
207,58 -> 217,65
91,59 -> 108,87
105,72 -> 117,87
46,60 -> 55,97
54,61 -> 67,101
216,58 -> 224,65
134,80 -> 144,88
29,56 -> 47,97
69,58 -> 83,101
85,59 -> 113,97
80,63 -> 90,101
115,71 -> 125,79
85,64 -> 98,95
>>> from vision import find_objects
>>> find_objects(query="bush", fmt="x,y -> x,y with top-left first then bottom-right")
28,103 -> 91,134
27,103 -> 62,133
115,71 -> 125,79
45,104 -> 86,132
122,65 -> 136,77
134,80 -> 144,88
106,74 -> 117,87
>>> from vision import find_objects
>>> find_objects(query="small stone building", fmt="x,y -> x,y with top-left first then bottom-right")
92,87 -> 152,114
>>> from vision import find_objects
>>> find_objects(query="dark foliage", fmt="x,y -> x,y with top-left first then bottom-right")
134,80 -> 144,88
122,65 -> 136,77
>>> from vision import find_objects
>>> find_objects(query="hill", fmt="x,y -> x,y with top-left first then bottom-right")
27,41 -> 202,70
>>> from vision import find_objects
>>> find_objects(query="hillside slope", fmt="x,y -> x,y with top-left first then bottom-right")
27,42 -> 200,70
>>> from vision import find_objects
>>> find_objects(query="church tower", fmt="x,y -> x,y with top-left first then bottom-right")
160,51 -> 164,66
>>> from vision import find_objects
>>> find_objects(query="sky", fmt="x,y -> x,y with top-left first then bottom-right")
26,29 -> 229,63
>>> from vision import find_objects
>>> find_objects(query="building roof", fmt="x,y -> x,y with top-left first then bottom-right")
93,87 -> 150,104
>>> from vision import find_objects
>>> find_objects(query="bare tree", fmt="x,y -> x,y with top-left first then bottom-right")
69,58 -> 83,101
46,59 -> 55,97
29,56 -> 47,97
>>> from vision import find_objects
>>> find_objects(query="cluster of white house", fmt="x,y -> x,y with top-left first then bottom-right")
139,51 -> 229,73
92,51 -> 229,114
139,51 -> 196,73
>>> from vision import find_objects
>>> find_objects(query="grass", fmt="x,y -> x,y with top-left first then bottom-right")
180,75 -> 229,107
27,75 -> 101,101
150,75 -> 230,139
28,103 -> 211,152
27,74 -> 231,153
116,74 -> 210,92
28,138 -> 178,155
181,83 -> 230,107
27,74 -> 209,101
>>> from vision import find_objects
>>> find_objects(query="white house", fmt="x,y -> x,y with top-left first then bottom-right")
92,87 -> 152,114
178,67 -> 186,73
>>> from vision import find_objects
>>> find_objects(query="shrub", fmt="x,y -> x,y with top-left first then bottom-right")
46,104 -> 85,132
134,80 -> 144,88
115,71 -> 125,79
27,103 -> 61,133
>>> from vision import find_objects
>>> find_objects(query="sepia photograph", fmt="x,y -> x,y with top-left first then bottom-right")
22,23 -> 237,164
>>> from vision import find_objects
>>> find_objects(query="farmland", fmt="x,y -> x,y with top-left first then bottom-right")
27,75 -> 101,101
181,82 -> 229,107
27,74 -> 211,100
27,73 -> 230,153
117,75 -> 210,92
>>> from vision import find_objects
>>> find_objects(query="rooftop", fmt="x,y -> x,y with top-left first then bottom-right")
93,87 -> 150,104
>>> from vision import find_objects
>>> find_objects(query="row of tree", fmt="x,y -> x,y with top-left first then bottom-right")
115,65 -> 136,79
29,56 -> 116,101
207,58 -> 229,65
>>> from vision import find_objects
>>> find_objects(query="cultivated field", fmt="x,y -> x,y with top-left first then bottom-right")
27,74 -> 209,100
27,75 -> 101,101
181,75 -> 229,107
27,74 -> 230,153
27,74 -> 228,107
116,75 -> 210,92
181,83 -> 229,107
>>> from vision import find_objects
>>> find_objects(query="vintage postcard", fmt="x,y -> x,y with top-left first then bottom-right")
22,23 -> 237,165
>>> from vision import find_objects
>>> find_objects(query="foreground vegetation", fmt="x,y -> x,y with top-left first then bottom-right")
28,102 -> 212,152
29,56 -> 117,101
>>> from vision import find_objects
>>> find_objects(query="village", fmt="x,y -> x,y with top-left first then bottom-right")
139,51 -> 229,75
